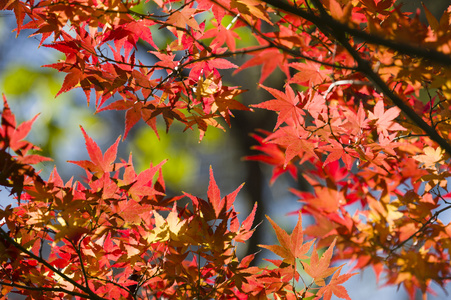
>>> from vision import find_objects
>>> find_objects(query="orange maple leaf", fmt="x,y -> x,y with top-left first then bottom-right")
166,7 -> 200,31
234,48 -> 290,84
316,265 -> 357,300
302,239 -> 339,286
259,212 -> 314,266
413,146 -> 444,170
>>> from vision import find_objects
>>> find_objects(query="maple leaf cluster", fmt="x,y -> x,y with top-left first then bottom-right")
0,96 -> 354,299
1,0 -> 451,299
1,0 -> 255,141
243,1 -> 451,299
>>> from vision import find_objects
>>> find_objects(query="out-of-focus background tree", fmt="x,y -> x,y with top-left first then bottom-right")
0,1 -> 450,299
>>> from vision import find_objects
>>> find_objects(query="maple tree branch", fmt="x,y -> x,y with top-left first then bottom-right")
0,281 -> 91,298
196,249 -> 202,299
387,204 -> 451,255
0,228 -> 108,300
209,0 -> 357,71
87,274 -> 138,299
323,80 -> 372,99
393,133 -> 428,141
178,45 -> 271,69
38,0 -> 182,22
307,0 -> 451,156
324,98 -> 352,150
260,0 -> 451,67
70,237 -> 90,289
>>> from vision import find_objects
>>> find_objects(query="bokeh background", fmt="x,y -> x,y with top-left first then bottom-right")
1,1 -> 451,299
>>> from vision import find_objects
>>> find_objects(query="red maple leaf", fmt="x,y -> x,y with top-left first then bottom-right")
302,239 -> 339,286
266,126 -> 318,166
368,100 -> 406,136
68,126 -> 121,178
252,84 -> 304,129
234,48 -> 290,84
233,202 -> 258,243
0,95 -> 51,165
207,166 -> 244,218
321,139 -> 358,169
118,154 -> 166,202
97,98 -> 159,140
246,130 -> 298,184
289,60 -> 330,86
201,23 -> 241,52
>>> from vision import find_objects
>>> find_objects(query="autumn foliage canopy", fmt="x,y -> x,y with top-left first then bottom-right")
1,0 -> 451,299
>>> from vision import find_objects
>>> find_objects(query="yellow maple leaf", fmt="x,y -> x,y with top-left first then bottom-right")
413,146 -> 443,170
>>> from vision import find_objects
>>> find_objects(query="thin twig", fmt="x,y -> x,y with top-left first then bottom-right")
388,204 -> 451,255
0,281 -> 91,298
